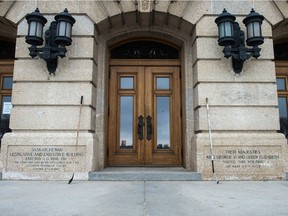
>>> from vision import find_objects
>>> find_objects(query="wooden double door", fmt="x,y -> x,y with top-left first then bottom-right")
108,60 -> 182,166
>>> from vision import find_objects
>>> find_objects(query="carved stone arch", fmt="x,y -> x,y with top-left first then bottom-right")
273,18 -> 288,45
95,11 -> 194,41
273,18 -> 288,60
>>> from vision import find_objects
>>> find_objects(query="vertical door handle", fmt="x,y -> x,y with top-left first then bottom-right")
138,115 -> 144,140
146,115 -> 152,140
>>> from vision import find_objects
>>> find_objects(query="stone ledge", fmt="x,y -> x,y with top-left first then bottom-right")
2,172 -> 88,181
89,168 -> 202,181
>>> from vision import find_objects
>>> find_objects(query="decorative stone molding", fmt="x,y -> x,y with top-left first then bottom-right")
139,0 -> 152,12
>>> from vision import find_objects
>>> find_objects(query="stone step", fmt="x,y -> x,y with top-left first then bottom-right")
89,167 -> 202,181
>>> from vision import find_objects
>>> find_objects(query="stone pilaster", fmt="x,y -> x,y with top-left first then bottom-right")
191,14 -> 287,180
0,14 -> 97,180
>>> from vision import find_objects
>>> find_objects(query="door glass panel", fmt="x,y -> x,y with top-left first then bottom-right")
2,77 -> 13,90
277,78 -> 286,91
278,97 -> 288,138
157,96 -> 170,149
278,97 -> 288,118
120,77 -> 134,89
119,96 -> 134,149
0,95 -> 12,136
156,78 -> 170,90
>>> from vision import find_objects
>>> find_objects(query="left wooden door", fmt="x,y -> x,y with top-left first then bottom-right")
108,66 -> 145,165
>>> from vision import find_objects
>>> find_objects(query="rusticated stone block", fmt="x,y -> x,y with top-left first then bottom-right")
194,83 -> 277,107
12,82 -> 95,106
13,59 -> 96,83
193,60 -> 276,84
10,106 -> 95,131
195,106 -> 280,131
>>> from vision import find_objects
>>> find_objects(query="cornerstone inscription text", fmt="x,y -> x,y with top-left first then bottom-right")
7,145 -> 86,172
204,146 -> 282,174
207,149 -> 280,168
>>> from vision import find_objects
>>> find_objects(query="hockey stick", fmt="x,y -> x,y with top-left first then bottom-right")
68,96 -> 83,184
206,98 -> 219,184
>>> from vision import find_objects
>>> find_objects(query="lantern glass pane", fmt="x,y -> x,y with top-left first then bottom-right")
36,22 -> 43,38
224,22 -> 233,37
57,21 -> 67,37
28,21 -> 37,36
247,23 -> 254,39
66,23 -> 72,38
253,22 -> 261,37
219,22 -> 225,38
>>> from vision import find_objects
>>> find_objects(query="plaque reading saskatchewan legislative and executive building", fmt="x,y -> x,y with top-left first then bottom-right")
6,146 -> 86,172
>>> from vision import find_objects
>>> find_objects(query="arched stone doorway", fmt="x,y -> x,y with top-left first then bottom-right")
0,17 -> 16,150
93,12 -> 195,170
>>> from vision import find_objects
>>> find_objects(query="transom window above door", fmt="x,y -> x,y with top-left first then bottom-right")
110,40 -> 179,59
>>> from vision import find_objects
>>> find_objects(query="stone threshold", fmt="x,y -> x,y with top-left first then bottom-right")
89,167 -> 202,181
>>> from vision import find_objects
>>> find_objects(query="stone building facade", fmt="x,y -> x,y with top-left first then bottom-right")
0,0 -> 288,180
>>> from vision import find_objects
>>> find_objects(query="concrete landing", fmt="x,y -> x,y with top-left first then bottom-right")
89,167 -> 202,181
1,181 -> 288,216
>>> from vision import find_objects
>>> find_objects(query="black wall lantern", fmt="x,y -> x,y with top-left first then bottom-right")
25,8 -> 75,75
215,9 -> 264,73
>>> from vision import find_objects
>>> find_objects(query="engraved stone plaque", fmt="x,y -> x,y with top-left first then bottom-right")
6,145 -> 86,172
203,146 -> 283,178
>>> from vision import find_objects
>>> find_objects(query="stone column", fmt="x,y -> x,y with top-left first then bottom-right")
0,14 -> 97,180
192,14 -> 287,180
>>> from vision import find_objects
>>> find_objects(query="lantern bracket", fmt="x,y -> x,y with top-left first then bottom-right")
27,21 -> 67,74
222,22 -> 261,74
25,8 -> 75,75
215,8 -> 264,74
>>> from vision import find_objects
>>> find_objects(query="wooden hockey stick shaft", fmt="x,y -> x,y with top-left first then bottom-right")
68,96 -> 83,184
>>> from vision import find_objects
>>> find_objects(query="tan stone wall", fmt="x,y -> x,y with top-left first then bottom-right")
0,0 -> 287,180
